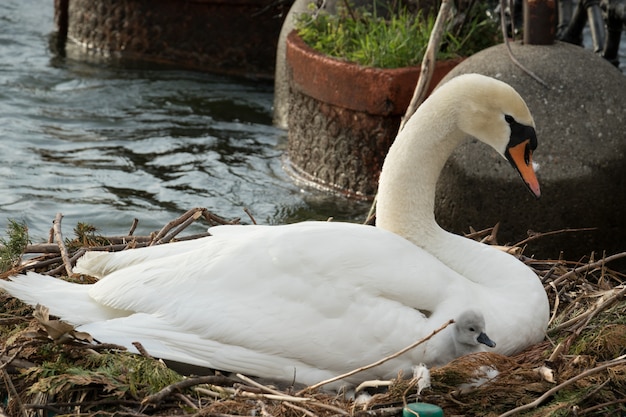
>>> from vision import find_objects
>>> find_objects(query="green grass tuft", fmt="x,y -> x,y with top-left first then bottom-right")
0,219 -> 30,272
295,1 -> 501,68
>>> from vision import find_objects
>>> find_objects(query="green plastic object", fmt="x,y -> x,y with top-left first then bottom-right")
403,402 -> 444,417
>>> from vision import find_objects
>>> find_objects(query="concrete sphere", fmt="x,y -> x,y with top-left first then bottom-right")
435,41 -> 626,262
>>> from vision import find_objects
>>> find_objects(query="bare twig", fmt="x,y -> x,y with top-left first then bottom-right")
52,213 -> 74,277
549,251 -> 626,287
499,0 -> 549,88
236,373 -> 287,397
128,218 -> 139,236
298,319 -> 454,394
150,208 -> 205,245
142,375 -> 237,405
580,398 -> 626,415
399,0 -> 451,131
0,346 -> 23,371
198,384 -> 349,415
243,207 -> 257,225
174,392 -> 198,409
201,210 -> 240,226
514,227 -> 597,248
132,341 -> 153,359
45,248 -> 86,276
282,401 -> 318,417
159,209 -> 204,244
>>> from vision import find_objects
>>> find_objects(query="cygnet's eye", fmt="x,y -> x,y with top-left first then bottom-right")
469,327 -> 476,332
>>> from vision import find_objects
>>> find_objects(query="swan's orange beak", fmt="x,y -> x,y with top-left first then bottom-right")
506,140 -> 541,198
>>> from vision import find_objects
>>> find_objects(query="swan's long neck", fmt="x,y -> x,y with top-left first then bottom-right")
375,91 -> 538,292
376,95 -> 464,249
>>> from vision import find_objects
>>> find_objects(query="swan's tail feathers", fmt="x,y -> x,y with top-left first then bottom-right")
0,272 -> 130,326
73,238 -> 210,278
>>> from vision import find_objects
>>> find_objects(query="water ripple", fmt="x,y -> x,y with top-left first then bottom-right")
0,0 -> 369,239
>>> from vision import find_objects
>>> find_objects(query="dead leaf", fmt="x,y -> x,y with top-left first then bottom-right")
33,304 -> 93,344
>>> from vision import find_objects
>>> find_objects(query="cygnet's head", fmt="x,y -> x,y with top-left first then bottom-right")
454,310 -> 496,350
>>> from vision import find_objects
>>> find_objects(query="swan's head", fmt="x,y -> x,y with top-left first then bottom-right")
442,74 -> 541,198
454,309 -> 496,350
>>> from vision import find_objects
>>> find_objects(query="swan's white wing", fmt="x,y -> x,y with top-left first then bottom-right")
73,225 -> 289,278
74,237 -> 215,278
82,222 -> 468,370
2,222 -> 473,384
88,222 -> 463,312
78,313 -> 352,387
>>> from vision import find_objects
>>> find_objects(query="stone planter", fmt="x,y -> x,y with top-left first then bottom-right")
53,0 -> 291,78
285,30 -> 461,198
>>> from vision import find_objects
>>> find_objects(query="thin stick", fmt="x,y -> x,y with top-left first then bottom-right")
580,398 -> 626,415
159,209 -> 204,244
499,0 -> 549,88
282,401 -> 317,417
549,251 -> 626,287
201,210 -> 240,226
236,373 -> 287,397
150,208 -> 203,246
45,248 -> 86,276
174,392 -> 198,410
52,213 -> 74,277
132,342 -> 153,359
497,355 -> 626,417
142,375 -> 237,405
367,0 -> 451,222
127,218 -> 139,236
298,319 -> 454,394
514,227 -> 596,247
399,0 -> 451,131
201,384 -> 349,415
243,207 -> 257,225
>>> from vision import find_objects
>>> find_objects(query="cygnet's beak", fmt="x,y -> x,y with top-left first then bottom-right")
477,332 -> 496,348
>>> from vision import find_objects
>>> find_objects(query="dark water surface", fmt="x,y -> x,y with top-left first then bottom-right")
1,1 -> 623,241
0,0 -> 369,240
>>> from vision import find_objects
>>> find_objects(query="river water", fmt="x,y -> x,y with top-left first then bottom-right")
1,1 -> 623,241
0,0 -> 370,240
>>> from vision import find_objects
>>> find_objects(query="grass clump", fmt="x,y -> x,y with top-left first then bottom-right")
0,219 -> 29,273
24,350 -> 185,402
67,221 -> 111,249
295,0 -> 501,68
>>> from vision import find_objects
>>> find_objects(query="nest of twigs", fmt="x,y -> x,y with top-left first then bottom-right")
1,208 -> 625,417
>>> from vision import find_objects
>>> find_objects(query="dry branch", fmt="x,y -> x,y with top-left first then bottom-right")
143,375 -> 238,405
498,0 -> 548,88
52,213 -> 74,278
399,0 -> 451,131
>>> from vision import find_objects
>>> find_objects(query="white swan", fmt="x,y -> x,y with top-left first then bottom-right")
0,74 -> 549,388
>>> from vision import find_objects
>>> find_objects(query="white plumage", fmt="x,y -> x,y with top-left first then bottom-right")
0,74 -> 549,389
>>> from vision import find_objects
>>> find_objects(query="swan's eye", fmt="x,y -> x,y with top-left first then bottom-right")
469,327 -> 475,332
505,115 -> 514,124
